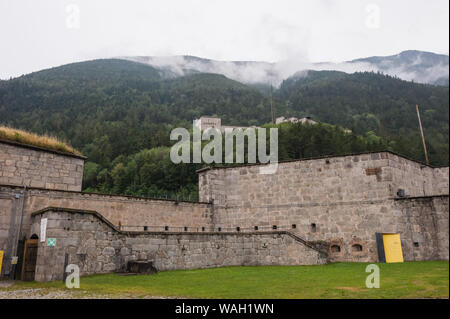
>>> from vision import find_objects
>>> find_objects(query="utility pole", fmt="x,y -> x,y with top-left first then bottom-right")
416,104 -> 429,165
270,83 -> 274,124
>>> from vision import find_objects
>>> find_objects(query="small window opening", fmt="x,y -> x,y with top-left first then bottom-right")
330,245 -> 341,253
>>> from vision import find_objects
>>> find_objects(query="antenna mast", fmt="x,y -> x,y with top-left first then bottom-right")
416,104 -> 429,165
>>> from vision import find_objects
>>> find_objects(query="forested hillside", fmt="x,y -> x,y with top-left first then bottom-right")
276,70 -> 449,165
0,59 -> 448,199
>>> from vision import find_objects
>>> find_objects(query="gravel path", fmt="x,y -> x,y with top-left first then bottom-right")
0,281 -> 171,299
0,288 -> 105,299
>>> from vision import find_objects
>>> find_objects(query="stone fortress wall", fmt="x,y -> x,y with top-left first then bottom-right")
0,140 -> 85,191
30,208 -> 326,282
198,152 -> 449,262
0,185 -> 212,276
0,140 -> 448,281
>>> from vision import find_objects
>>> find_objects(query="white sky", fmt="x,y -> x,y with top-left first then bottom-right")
0,0 -> 448,79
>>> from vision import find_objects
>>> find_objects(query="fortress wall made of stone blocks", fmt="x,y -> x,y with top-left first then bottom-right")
198,152 -> 449,262
210,196 -> 449,263
386,154 -> 449,197
0,140 -> 85,191
198,152 -> 448,207
0,185 -> 212,276
30,208 -> 327,282
0,185 -> 211,247
393,195 -> 449,261
212,200 -> 391,262
199,152 -> 396,207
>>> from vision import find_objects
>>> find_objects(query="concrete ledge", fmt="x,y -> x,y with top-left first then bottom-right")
195,150 -> 448,171
0,184 -> 210,205
392,194 -> 449,201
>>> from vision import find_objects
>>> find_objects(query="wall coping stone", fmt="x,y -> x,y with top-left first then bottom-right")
0,139 -> 87,160
195,150 -> 449,173
0,183 -> 211,205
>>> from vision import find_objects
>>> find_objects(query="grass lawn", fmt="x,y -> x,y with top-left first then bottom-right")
5,261 -> 449,299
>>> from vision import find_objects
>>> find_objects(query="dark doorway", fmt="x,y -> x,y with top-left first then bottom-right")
21,237 -> 38,281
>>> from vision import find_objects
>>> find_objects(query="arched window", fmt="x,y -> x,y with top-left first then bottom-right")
30,234 -> 38,239
352,244 -> 363,252
330,245 -> 341,253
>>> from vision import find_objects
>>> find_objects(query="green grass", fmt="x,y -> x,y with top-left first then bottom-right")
0,125 -> 82,156
6,261 -> 449,299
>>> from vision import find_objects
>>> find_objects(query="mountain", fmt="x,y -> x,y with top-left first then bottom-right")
0,59 -> 267,163
0,58 -> 448,198
276,70 -> 448,165
122,55 -> 279,87
121,50 -> 449,87
1,58 -> 448,165
350,50 -> 449,86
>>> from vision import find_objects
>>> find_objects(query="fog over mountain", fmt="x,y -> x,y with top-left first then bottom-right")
121,50 -> 449,87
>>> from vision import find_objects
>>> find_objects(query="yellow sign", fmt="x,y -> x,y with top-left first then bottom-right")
0,250 -> 3,275
383,234 -> 404,263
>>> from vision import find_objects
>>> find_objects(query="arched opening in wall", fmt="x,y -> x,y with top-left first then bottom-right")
311,223 -> 316,233
351,244 -> 363,252
330,245 -> 341,253
21,234 -> 39,281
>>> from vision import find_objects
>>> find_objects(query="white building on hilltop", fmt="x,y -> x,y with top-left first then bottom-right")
275,116 -> 318,125
194,116 -> 259,133
275,115 -> 353,133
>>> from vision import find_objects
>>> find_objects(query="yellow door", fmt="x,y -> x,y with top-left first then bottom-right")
383,234 -> 404,263
0,250 -> 3,275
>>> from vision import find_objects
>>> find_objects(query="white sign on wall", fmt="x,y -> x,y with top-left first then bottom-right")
40,218 -> 47,242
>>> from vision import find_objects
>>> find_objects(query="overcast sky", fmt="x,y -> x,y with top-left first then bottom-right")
0,0 -> 448,79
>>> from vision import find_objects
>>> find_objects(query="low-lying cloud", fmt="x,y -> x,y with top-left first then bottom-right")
122,51 -> 449,87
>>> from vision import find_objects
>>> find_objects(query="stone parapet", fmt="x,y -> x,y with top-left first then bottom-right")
0,141 -> 84,191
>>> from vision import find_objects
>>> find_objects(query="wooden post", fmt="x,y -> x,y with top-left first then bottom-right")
416,104 -> 429,165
